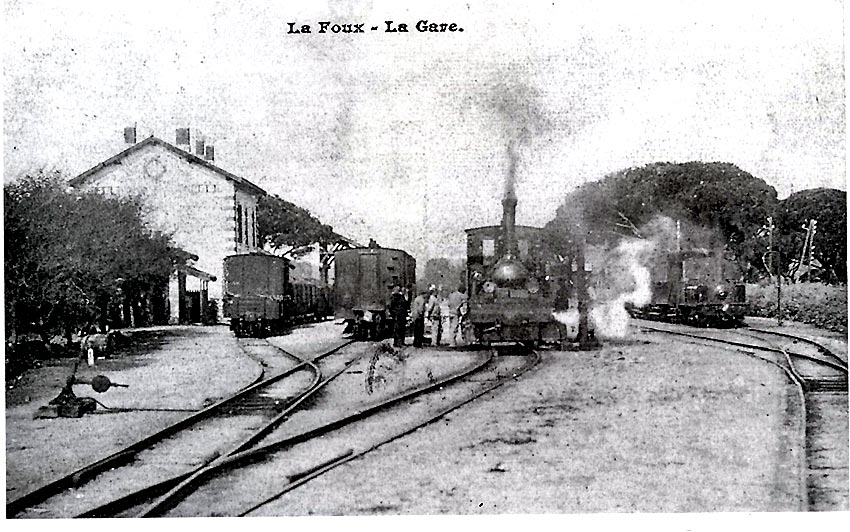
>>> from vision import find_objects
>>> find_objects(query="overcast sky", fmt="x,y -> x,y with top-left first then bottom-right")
4,0 -> 845,261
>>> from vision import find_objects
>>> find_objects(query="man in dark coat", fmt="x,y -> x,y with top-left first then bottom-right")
388,285 -> 408,347
410,289 -> 428,348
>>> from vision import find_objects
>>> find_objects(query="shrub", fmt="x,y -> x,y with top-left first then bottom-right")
746,282 -> 847,333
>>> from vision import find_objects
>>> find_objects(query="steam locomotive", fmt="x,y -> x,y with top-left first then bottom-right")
223,253 -> 331,337
626,249 -> 747,326
465,192 -> 573,346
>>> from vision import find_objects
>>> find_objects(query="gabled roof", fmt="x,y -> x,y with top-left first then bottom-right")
69,136 -> 266,196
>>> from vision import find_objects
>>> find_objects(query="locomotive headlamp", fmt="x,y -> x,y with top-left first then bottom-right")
715,285 -> 728,300
527,279 -> 540,294
483,281 -> 497,293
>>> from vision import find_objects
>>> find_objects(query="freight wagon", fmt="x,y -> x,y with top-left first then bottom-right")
333,246 -> 416,340
223,253 -> 331,337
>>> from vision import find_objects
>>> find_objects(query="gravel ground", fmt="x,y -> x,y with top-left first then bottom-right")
7,319 -> 844,516
265,320 -> 351,359
255,328 -> 809,514
169,346 -> 492,516
5,325 -> 262,502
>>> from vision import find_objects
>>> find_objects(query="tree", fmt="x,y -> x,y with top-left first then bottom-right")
778,188 -> 846,284
422,257 -> 466,291
257,194 -> 335,258
548,162 -> 780,280
4,172 -> 179,344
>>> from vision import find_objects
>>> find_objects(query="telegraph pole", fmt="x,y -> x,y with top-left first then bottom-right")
768,216 -> 782,326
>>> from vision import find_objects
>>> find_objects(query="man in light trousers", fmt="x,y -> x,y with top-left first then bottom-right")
446,285 -> 468,347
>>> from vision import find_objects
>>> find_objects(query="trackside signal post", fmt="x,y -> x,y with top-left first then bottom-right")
767,216 -> 782,326
568,238 -> 601,351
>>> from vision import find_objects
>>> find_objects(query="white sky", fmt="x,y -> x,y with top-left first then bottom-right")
3,0 -> 846,262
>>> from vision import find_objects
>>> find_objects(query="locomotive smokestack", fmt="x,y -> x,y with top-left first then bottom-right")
490,141 -> 528,289
502,195 -> 518,257
502,140 -> 519,257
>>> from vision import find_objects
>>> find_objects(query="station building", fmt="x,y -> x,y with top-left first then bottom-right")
70,130 -> 265,324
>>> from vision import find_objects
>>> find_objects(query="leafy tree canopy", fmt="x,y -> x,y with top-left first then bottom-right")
546,162 -> 780,280
778,188 -> 846,283
5,172 -> 180,340
422,257 -> 466,292
257,194 -> 335,258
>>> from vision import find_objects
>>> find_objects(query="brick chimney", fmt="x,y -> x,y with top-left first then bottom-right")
123,126 -> 137,144
176,128 -> 191,149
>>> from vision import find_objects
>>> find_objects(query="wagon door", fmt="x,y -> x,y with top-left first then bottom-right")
358,251 -> 382,311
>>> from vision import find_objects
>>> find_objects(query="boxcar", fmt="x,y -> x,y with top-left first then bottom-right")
223,253 -> 289,337
334,246 -> 416,339
290,281 -> 332,323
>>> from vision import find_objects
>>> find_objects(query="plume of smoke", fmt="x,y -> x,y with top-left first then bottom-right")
632,215 -> 735,285
590,239 -> 655,338
584,214 -> 736,339
479,74 -> 551,201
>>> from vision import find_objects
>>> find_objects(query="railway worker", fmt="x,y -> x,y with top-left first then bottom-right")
389,285 -> 408,347
446,285 -> 468,347
426,285 -> 442,346
410,289 -> 429,348
554,279 -> 571,311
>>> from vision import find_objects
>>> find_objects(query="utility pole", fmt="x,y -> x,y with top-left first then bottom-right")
776,250 -> 782,326
767,216 -> 773,280
768,216 -> 782,326
808,219 -> 817,279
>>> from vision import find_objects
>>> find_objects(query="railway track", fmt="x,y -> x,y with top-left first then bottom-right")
164,344 -> 540,517
7,338 -> 357,518
39,343 -> 538,517
636,322 -> 848,511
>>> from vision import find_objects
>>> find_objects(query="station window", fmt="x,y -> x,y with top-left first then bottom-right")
251,209 -> 257,248
482,238 -> 495,257
236,205 -> 243,244
244,209 -> 250,247
250,210 -> 255,248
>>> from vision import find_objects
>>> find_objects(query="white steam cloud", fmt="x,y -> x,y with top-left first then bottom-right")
590,239 -> 655,338
552,308 -> 580,339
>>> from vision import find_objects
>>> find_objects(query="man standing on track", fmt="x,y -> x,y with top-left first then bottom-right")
410,289 -> 428,348
446,285 -> 468,347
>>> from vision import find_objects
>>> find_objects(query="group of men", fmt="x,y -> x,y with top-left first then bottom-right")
388,284 -> 468,348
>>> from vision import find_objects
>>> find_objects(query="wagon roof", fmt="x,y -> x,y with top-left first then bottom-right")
336,246 -> 415,258
69,136 -> 266,197
464,224 -> 543,233
224,251 -> 293,267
